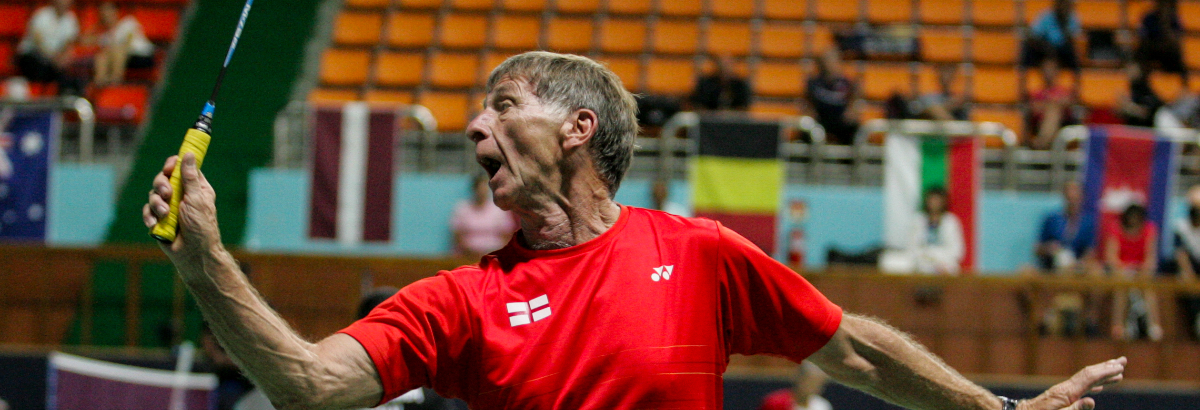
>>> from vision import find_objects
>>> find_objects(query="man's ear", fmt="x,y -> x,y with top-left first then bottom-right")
562,108 -> 598,150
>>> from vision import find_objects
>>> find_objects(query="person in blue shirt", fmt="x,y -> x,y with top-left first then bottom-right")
1020,0 -> 1082,99
1036,181 -> 1095,271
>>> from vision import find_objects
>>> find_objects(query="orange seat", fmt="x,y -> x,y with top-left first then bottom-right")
971,106 -> 1026,146
333,12 -> 383,46
492,15 -> 540,50
1076,1 -> 1120,30
749,100 -> 801,117
1185,36 -> 1200,70
546,17 -> 593,52
1025,70 -> 1076,92
1150,72 -> 1184,102
309,88 -> 360,102
132,8 -> 179,42
753,61 -> 805,97
711,0 -> 754,18
387,13 -> 436,48
861,63 -> 913,100
596,56 -> 642,91
810,26 -> 835,56
557,0 -> 600,14
481,52 -> 515,83
439,14 -> 488,49
706,21 -> 752,56
608,0 -> 652,15
344,0 -> 389,8
971,0 -> 1017,27
418,91 -> 473,131
1078,69 -> 1127,107
920,29 -> 965,63
646,58 -> 695,95
1182,2 -> 1200,32
500,0 -> 546,12
652,20 -> 699,55
660,0 -> 703,17
1126,0 -> 1153,30
867,0 -> 912,24
971,67 -> 1020,104
917,65 -> 965,95
374,52 -> 425,87
398,0 -> 443,9
428,52 -> 480,89
599,18 -> 647,54
919,0 -> 964,25
93,85 -> 149,123
763,0 -> 806,20
1023,0 -> 1052,25
814,0 -> 860,22
320,49 -> 370,86
365,90 -> 414,104
760,23 -> 805,58
971,31 -> 1019,64
451,0 -> 495,11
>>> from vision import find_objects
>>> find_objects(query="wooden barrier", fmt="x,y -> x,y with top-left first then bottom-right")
1,245 -> 1197,381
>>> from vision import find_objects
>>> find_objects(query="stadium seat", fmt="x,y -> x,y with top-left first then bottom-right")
452,0 -> 496,11
1180,1 -> 1200,32
1076,1 -> 1120,30
78,5 -> 99,36
1023,0 -> 1052,24
763,0 -> 806,20
1025,69 -> 1076,92
374,52 -> 425,87
810,25 -> 835,55
131,8 -> 179,42
760,23 -> 805,58
387,13 -> 436,48
0,5 -> 30,38
971,0 -> 1017,27
646,57 -> 695,95
0,42 -> 13,77
309,88 -> 359,102
814,0 -> 860,22
660,0 -> 703,17
491,15 -> 540,50
1079,69 -> 1127,107
439,14 -> 488,49
556,0 -> 600,14
1150,72 -> 1184,102
861,63 -> 913,100
596,56 -> 641,90
1126,0 -> 1153,29
706,21 -> 752,56
749,100 -> 801,117
344,0 -> 390,9
867,0 -> 913,24
607,0 -> 652,15
319,49 -> 370,86
919,0 -> 964,25
711,0 -> 754,18
971,106 -> 1025,146
971,31 -> 1019,64
501,0 -> 546,12
365,89 -> 415,104
860,103 -> 886,122
398,0 -> 444,9
333,12 -> 383,46
599,18 -> 647,54
971,67 -> 1020,104
652,20 -> 700,55
753,61 -> 805,97
428,52 -> 480,89
92,85 -> 149,123
481,52 -> 515,82
920,29 -> 966,63
916,64 -> 965,95
418,91 -> 473,131
1185,36 -> 1200,70
546,17 -> 593,52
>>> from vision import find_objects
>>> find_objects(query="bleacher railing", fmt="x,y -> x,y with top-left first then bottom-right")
1050,125 -> 1200,190
273,101 -> 439,170
1,97 -> 96,163
851,118 -> 1020,187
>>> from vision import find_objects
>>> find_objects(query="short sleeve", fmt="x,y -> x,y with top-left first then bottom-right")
339,274 -> 475,404
717,223 -> 842,362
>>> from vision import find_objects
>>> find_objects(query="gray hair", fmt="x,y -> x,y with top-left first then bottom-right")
486,51 -> 639,196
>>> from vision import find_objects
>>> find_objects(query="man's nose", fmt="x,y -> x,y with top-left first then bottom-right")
466,112 -> 491,144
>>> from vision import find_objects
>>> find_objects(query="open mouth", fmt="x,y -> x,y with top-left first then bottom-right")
478,157 -> 502,178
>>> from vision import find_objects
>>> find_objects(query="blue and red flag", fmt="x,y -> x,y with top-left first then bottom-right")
1080,125 -> 1179,257
0,107 -> 57,241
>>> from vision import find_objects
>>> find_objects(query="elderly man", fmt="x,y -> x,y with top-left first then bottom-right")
143,52 -> 1124,410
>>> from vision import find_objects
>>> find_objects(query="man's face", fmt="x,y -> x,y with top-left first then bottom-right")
467,77 -> 568,210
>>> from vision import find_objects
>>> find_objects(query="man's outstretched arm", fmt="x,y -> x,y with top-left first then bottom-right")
144,154 -> 382,409
808,313 -> 1126,410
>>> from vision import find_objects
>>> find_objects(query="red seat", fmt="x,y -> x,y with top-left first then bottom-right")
132,8 -> 180,42
0,5 -> 31,38
0,42 -> 13,77
93,85 -> 150,124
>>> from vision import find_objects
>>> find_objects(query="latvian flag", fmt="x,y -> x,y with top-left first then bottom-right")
308,102 -> 397,244
1080,125 -> 1179,256
690,117 -> 784,253
883,133 -> 981,272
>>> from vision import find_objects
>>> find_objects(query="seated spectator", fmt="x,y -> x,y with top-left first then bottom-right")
1101,203 -> 1162,341
1019,0 -> 1082,99
911,64 -> 969,121
15,0 -> 79,94
1136,0 -> 1189,89
92,1 -> 155,87
1036,181 -> 1095,271
1027,58 -> 1080,149
880,187 -> 965,275
451,173 -> 516,258
757,362 -> 831,410
1164,186 -> 1200,340
1116,61 -> 1163,127
805,49 -> 862,144
690,54 -> 750,111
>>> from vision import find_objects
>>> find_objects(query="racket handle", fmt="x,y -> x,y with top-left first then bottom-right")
150,128 -> 212,243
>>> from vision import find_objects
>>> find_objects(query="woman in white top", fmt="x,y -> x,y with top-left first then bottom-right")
93,1 -> 155,86
910,186 -> 965,275
16,0 -> 79,85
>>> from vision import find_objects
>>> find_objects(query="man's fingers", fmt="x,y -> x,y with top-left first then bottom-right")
142,203 -> 157,227
1071,357 -> 1126,390
161,155 -> 178,177
180,153 -> 200,185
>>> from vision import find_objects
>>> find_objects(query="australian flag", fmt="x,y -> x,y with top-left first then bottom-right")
0,107 -> 57,240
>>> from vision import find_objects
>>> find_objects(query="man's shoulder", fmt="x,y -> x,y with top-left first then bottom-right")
628,206 -> 720,234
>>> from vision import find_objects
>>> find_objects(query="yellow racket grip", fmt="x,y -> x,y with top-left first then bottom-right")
150,128 -> 212,243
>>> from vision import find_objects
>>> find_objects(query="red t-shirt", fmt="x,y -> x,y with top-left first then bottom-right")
1102,220 -> 1157,268
340,206 -> 843,409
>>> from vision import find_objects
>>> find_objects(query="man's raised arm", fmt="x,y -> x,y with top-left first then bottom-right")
143,154 -> 383,409
808,313 -> 1125,410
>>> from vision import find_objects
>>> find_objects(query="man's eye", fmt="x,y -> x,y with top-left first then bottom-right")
498,101 -> 513,111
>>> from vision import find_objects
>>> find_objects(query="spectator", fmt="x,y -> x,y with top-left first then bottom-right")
690,54 -> 750,111
1136,0 -> 1189,89
1027,58 -> 1079,149
880,187 -> 965,275
805,49 -> 862,144
912,64 -> 969,121
450,173 -> 516,258
92,1 -> 155,87
15,0 -> 79,94
650,179 -> 690,217
1036,181 -> 1095,271
1019,0 -> 1082,99
1116,61 -> 1163,127
757,362 -> 831,410
1101,203 -> 1162,341
1165,186 -> 1200,340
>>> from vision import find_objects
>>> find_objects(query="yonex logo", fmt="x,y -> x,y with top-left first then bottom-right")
651,265 -> 674,282
507,294 -> 551,327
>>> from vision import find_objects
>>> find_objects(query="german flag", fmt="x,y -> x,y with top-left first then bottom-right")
690,118 -> 783,253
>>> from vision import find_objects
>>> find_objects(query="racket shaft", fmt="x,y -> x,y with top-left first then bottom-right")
150,128 -> 212,242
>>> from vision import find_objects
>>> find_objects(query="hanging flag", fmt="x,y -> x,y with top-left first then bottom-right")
0,107 -> 57,241
883,133 -> 981,272
690,117 -> 783,253
308,102 -> 397,244
1079,125 -> 1179,257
